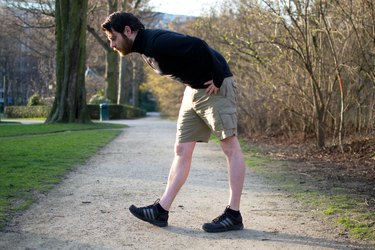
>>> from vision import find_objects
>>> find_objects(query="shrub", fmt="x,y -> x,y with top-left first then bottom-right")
5,106 -> 51,118
89,94 -> 109,105
4,104 -> 146,120
27,93 -> 44,106
87,104 -> 146,119
88,90 -> 109,105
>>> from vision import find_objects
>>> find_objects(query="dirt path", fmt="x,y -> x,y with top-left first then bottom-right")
0,115 -> 371,249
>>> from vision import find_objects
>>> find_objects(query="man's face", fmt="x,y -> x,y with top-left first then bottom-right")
106,29 -> 133,56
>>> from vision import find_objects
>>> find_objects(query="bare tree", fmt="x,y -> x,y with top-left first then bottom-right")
183,0 -> 374,148
1,1 -> 55,106
86,0 -> 151,105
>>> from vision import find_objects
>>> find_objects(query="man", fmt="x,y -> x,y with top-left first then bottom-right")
101,12 -> 246,233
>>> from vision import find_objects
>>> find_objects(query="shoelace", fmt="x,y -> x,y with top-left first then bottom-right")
142,199 -> 160,210
212,206 -> 231,223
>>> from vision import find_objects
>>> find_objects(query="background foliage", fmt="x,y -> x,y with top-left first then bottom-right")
0,0 -> 374,146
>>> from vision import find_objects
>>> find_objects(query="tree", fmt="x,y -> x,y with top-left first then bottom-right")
181,0 -> 375,148
87,0 -> 151,105
1,1 -> 55,106
85,0 -> 120,104
46,0 -> 90,123
141,67 -> 184,118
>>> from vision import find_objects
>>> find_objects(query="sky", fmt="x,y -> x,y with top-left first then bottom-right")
148,0 -> 221,16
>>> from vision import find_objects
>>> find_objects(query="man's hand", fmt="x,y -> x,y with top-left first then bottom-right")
204,80 -> 219,95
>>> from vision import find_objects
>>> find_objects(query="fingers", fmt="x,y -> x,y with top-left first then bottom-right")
204,80 -> 219,95
207,85 -> 218,95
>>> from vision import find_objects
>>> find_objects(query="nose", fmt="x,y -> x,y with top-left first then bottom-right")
110,40 -> 116,49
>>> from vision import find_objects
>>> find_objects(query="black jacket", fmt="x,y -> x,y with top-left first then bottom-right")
131,29 -> 232,89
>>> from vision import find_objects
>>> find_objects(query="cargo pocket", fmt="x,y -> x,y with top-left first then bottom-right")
220,77 -> 237,105
219,108 -> 237,130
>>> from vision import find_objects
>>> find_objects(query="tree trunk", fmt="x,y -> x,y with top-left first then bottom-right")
46,0 -> 90,123
316,107 -> 326,148
105,50 -> 119,103
86,24 -> 118,103
117,0 -> 127,105
102,0 -> 119,104
312,77 -> 326,148
131,60 -> 139,106
3,64 -> 9,108
117,57 -> 127,104
120,56 -> 133,104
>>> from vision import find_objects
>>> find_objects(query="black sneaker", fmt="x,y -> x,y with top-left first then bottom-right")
202,206 -> 244,233
129,199 -> 169,227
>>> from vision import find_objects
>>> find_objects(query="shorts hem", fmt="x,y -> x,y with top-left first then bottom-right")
215,129 -> 237,141
177,138 -> 210,143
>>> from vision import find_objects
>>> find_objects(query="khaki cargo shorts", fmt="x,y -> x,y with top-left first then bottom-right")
176,76 -> 238,143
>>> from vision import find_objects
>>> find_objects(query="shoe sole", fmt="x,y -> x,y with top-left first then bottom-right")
202,223 -> 244,233
129,206 -> 168,227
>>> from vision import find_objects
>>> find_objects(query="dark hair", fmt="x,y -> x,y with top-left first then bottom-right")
101,12 -> 145,33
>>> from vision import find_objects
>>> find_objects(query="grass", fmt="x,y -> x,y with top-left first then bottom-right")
241,140 -> 375,244
0,122 -> 125,137
0,122 -> 126,229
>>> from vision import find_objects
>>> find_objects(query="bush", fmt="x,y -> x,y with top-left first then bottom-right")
5,106 -> 51,118
27,93 -> 44,106
87,104 -> 146,119
4,104 -> 146,120
88,94 -> 109,105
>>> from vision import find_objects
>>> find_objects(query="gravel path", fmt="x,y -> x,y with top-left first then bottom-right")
0,114 -> 371,249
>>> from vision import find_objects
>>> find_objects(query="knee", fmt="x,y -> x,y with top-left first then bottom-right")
221,136 -> 241,157
222,145 -> 235,158
174,143 -> 184,156
174,142 -> 195,158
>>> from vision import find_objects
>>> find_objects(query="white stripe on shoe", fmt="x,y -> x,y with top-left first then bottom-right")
220,218 -> 234,228
143,208 -> 155,220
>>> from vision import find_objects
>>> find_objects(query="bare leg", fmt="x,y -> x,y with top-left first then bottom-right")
220,136 -> 245,211
159,141 -> 196,210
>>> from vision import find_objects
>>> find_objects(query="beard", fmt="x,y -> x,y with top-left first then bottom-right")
116,34 -> 133,57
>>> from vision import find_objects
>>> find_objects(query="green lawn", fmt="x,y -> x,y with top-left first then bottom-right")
0,122 -> 124,137
0,122 -> 126,229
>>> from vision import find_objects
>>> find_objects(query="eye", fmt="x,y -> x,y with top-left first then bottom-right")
107,36 -> 115,43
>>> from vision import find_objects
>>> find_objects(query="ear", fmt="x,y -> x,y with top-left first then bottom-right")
123,26 -> 132,36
